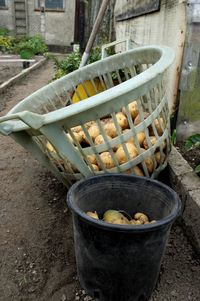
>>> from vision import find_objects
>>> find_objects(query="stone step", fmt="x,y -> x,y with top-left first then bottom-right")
15,12 -> 26,18
14,0 -> 26,3
14,3 -> 25,11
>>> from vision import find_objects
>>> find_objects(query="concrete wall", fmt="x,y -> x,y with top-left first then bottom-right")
0,1 -> 15,33
114,0 -> 187,114
27,0 -> 75,47
0,0 -> 75,47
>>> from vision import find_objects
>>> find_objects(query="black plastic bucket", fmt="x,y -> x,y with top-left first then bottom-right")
67,174 -> 181,301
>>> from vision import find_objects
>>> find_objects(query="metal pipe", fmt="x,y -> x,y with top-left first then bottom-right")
79,0 -> 110,67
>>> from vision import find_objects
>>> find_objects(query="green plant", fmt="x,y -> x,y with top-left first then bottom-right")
0,27 -> 9,36
0,35 -> 15,53
195,165 -> 200,174
171,129 -> 177,145
185,134 -> 200,174
52,47 -> 101,80
14,34 -> 48,57
185,134 -> 200,150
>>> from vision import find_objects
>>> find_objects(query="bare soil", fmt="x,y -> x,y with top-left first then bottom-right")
0,63 -> 22,85
0,62 -> 200,301
0,56 -> 44,85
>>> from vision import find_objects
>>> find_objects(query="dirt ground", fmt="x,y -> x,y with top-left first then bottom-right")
0,61 -> 200,301
0,56 -> 44,85
0,63 -> 22,85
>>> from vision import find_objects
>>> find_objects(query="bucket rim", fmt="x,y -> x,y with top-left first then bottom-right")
67,174 -> 181,233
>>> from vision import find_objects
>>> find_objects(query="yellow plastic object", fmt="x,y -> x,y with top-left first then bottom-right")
72,79 -> 104,103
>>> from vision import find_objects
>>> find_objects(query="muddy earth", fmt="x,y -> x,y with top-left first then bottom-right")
0,61 -> 200,301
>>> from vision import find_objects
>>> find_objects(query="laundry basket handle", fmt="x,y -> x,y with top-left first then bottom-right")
0,111 -> 44,135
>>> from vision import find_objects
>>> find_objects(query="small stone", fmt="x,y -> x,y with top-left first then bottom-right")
28,287 -> 35,293
84,296 -> 92,301
61,294 -> 67,301
170,290 -> 178,297
75,296 -> 80,301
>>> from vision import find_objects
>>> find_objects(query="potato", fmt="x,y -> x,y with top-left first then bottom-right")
104,122 -> 118,138
125,166 -> 144,176
71,125 -> 82,133
99,152 -> 115,169
86,211 -> 99,219
125,101 -> 138,119
116,112 -> 128,129
154,117 -> 164,136
155,151 -> 166,164
139,147 -> 155,173
88,124 -> 100,140
144,156 -> 154,173
123,129 -> 145,146
143,136 -> 157,149
79,131 -> 89,144
137,132 -> 146,145
101,117 -> 112,125
134,112 -> 150,126
115,142 -> 138,164
68,132 -> 83,144
91,164 -> 99,172
143,136 -> 166,150
87,154 -> 97,164
84,121 -> 95,129
133,166 -> 144,177
123,129 -> 134,144
134,212 -> 149,224
103,210 -> 130,225
130,219 -> 142,225
94,134 -> 112,145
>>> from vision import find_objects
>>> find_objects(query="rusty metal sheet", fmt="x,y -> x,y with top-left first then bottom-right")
116,0 -> 161,22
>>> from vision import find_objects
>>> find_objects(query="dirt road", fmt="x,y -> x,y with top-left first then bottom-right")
0,61 -> 199,301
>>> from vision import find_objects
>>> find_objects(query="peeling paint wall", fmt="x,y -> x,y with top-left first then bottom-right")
114,0 -> 187,114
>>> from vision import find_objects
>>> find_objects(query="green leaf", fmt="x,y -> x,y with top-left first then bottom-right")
185,134 -> 200,150
20,49 -> 34,59
171,129 -> 176,145
195,165 -> 200,173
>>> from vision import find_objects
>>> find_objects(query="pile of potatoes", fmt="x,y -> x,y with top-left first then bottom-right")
69,101 -> 166,175
86,209 -> 156,226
